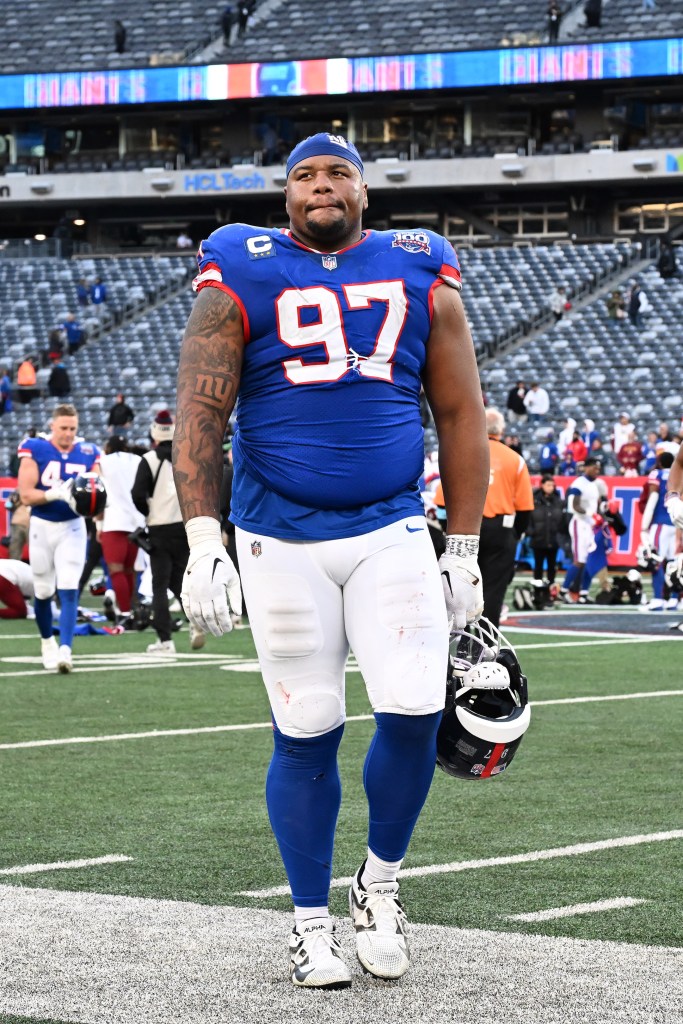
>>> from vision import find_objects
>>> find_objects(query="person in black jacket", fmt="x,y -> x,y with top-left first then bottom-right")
528,475 -> 565,585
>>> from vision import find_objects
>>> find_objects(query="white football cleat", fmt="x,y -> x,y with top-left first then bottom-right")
146,639 -> 176,654
349,864 -> 410,979
665,597 -> 679,611
189,624 -> 206,650
41,636 -> 59,671
289,918 -> 352,989
647,598 -> 665,611
57,645 -> 73,674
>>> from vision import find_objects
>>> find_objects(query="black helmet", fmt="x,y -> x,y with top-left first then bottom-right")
436,618 -> 530,780
71,472 -> 107,517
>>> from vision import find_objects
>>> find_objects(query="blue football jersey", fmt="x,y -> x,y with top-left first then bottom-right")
648,468 -> 673,526
194,224 -> 462,540
18,437 -> 100,522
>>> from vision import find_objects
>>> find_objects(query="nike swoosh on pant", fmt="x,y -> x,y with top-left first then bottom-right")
406,525 -> 424,533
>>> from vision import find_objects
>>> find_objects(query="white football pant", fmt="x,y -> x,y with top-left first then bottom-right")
236,517 -> 448,738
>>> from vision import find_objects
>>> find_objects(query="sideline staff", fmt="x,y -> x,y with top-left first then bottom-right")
479,407 -> 534,625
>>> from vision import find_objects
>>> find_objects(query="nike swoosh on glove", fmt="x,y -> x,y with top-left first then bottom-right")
439,553 -> 484,630
665,494 -> 683,530
44,477 -> 76,512
181,517 -> 243,637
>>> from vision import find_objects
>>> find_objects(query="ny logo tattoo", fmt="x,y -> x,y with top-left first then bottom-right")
193,373 -> 231,408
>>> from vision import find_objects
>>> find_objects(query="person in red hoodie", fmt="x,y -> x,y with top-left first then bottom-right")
565,431 -> 588,466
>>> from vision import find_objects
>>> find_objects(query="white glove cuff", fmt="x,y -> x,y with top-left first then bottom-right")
444,534 -> 479,558
186,516 -> 222,548
44,487 -> 62,503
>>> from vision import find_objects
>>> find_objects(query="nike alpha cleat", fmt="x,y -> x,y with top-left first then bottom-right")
289,917 -> 352,989
349,863 -> 410,979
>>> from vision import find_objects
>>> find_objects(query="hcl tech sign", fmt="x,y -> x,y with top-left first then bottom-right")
183,172 -> 266,192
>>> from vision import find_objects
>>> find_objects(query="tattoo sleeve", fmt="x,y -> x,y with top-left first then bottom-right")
172,286 -> 244,523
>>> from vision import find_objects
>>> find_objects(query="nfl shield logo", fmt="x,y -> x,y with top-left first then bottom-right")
321,254 -> 337,271
251,540 -> 262,558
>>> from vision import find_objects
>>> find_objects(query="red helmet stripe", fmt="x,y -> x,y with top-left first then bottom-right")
90,481 -> 97,515
480,743 -> 507,779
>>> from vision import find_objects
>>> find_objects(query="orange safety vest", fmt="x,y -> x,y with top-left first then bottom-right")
16,361 -> 36,387
483,437 -> 534,518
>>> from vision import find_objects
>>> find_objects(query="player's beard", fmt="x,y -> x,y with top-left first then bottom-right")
304,209 -> 349,245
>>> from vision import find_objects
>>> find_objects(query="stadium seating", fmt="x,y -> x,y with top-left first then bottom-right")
2,0 -> 681,73
457,241 -> 638,361
479,256 -> 683,462
2,243 -> 680,476
0,256 -> 195,472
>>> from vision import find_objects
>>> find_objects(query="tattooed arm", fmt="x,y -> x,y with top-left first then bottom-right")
173,286 -> 244,636
173,286 -> 244,523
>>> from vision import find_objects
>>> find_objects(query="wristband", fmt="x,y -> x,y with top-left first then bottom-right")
185,516 -> 222,547
444,534 -> 479,558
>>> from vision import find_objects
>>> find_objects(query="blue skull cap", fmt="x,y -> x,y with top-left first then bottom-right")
286,133 -> 364,178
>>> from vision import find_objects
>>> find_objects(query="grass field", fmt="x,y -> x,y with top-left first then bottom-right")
1,609 -> 682,1024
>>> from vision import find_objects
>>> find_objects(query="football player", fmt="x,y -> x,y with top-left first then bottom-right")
559,456 -> 603,604
664,442 -> 683,531
17,403 -> 100,673
641,450 -> 677,610
172,133 -> 489,988
0,559 -> 34,619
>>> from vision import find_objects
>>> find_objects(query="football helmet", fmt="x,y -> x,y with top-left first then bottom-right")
436,618 -> 530,781
71,472 -> 107,517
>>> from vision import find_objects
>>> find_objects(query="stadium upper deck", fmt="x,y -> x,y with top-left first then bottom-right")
1,0 -> 681,73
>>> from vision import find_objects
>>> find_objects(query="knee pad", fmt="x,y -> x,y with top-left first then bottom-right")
271,672 -> 344,738
33,577 -> 56,601
252,575 -> 323,659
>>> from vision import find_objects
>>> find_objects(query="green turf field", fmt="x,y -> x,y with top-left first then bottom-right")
1,614 -> 682,1022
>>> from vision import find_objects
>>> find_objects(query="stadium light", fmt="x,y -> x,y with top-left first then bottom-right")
149,177 -> 175,192
501,164 -> 525,178
384,166 -> 409,182
632,158 -> 657,173
29,182 -> 54,195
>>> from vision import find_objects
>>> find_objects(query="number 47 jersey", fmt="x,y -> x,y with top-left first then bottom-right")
18,436 -> 100,522
194,224 -> 463,540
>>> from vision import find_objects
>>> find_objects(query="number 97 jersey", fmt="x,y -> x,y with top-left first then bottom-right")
194,224 -> 463,539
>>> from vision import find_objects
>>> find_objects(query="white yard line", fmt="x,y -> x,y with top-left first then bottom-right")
2,691 -> 682,750
238,830 -> 683,898
0,854 -> 133,877
505,897 -> 648,923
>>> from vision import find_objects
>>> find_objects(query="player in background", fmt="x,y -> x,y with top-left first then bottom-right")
559,456 -> 602,604
640,450 -> 677,610
664,443 -> 683,532
17,403 -> 100,673
172,134 -> 488,988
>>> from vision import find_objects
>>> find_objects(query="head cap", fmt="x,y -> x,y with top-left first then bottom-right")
151,409 -> 175,442
286,133 -> 364,179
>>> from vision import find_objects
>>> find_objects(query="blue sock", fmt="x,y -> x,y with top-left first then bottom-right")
563,565 -> 579,592
266,723 -> 343,908
653,565 -> 665,600
57,589 -> 79,648
34,597 -> 54,639
363,711 -> 442,862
